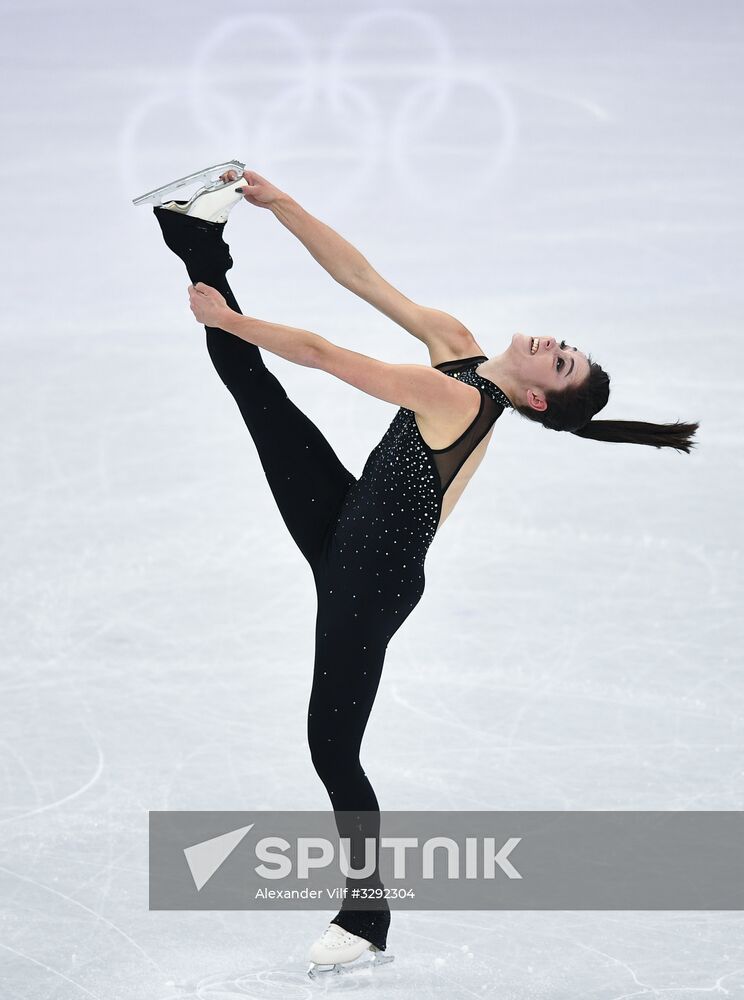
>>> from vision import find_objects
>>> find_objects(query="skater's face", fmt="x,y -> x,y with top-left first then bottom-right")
508,334 -> 591,409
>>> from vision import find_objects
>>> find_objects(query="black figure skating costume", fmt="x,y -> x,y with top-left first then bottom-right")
153,208 -> 511,950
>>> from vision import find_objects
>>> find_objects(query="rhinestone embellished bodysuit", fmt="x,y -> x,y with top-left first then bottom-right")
153,205 -> 510,956
327,355 -> 512,619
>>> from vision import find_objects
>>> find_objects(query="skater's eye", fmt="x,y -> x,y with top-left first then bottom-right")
556,356 -> 564,372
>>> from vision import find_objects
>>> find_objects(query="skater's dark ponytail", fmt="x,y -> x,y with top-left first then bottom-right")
570,417 -> 699,452
514,357 -> 699,454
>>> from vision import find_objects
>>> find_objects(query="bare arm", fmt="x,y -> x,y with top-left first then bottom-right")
215,309 -> 320,368
310,336 -> 480,417
222,168 -> 484,359
267,192 -> 479,356
211,303 -> 478,416
188,284 -> 319,366
270,193 -> 372,292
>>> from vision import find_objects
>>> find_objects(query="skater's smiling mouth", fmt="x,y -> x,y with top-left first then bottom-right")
511,333 -> 591,386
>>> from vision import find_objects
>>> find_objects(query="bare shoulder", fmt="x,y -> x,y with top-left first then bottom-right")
417,327 -> 490,446
426,327 -> 488,367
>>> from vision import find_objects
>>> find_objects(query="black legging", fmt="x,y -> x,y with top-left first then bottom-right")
154,207 -> 397,950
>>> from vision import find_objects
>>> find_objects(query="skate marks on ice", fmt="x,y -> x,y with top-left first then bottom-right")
160,969 -> 313,1000
117,10 -> 518,214
159,962 -> 399,997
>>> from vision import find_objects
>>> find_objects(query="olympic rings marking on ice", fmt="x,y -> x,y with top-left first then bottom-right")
119,10 -> 519,211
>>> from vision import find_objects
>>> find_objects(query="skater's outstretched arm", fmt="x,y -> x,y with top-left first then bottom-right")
189,283 -> 479,417
189,283 -> 320,367
224,169 -> 479,361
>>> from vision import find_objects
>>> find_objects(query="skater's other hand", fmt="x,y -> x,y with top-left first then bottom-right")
188,283 -> 230,327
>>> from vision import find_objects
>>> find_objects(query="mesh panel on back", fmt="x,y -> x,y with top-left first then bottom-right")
429,356 -> 506,494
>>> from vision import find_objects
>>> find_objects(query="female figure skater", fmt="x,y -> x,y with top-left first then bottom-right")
138,163 -> 697,978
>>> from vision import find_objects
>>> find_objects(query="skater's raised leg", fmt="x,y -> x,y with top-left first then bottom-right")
152,205 -> 356,569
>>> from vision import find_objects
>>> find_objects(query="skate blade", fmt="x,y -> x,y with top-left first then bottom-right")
132,160 -> 246,206
307,952 -> 395,980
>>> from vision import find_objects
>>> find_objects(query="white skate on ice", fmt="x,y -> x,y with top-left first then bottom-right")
132,160 -> 247,223
306,922 -> 394,980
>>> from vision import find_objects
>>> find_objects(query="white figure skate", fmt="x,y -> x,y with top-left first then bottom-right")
306,922 -> 395,980
132,160 -> 246,223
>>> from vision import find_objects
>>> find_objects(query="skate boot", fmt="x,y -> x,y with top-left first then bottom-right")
132,160 -> 246,223
306,922 -> 395,980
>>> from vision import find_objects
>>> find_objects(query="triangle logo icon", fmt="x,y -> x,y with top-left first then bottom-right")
184,824 -> 254,891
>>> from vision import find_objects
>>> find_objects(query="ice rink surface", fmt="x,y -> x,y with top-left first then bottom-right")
1,0 -> 743,996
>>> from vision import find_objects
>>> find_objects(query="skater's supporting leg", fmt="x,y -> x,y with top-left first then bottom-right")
153,207 -> 356,567
307,616 -> 391,949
